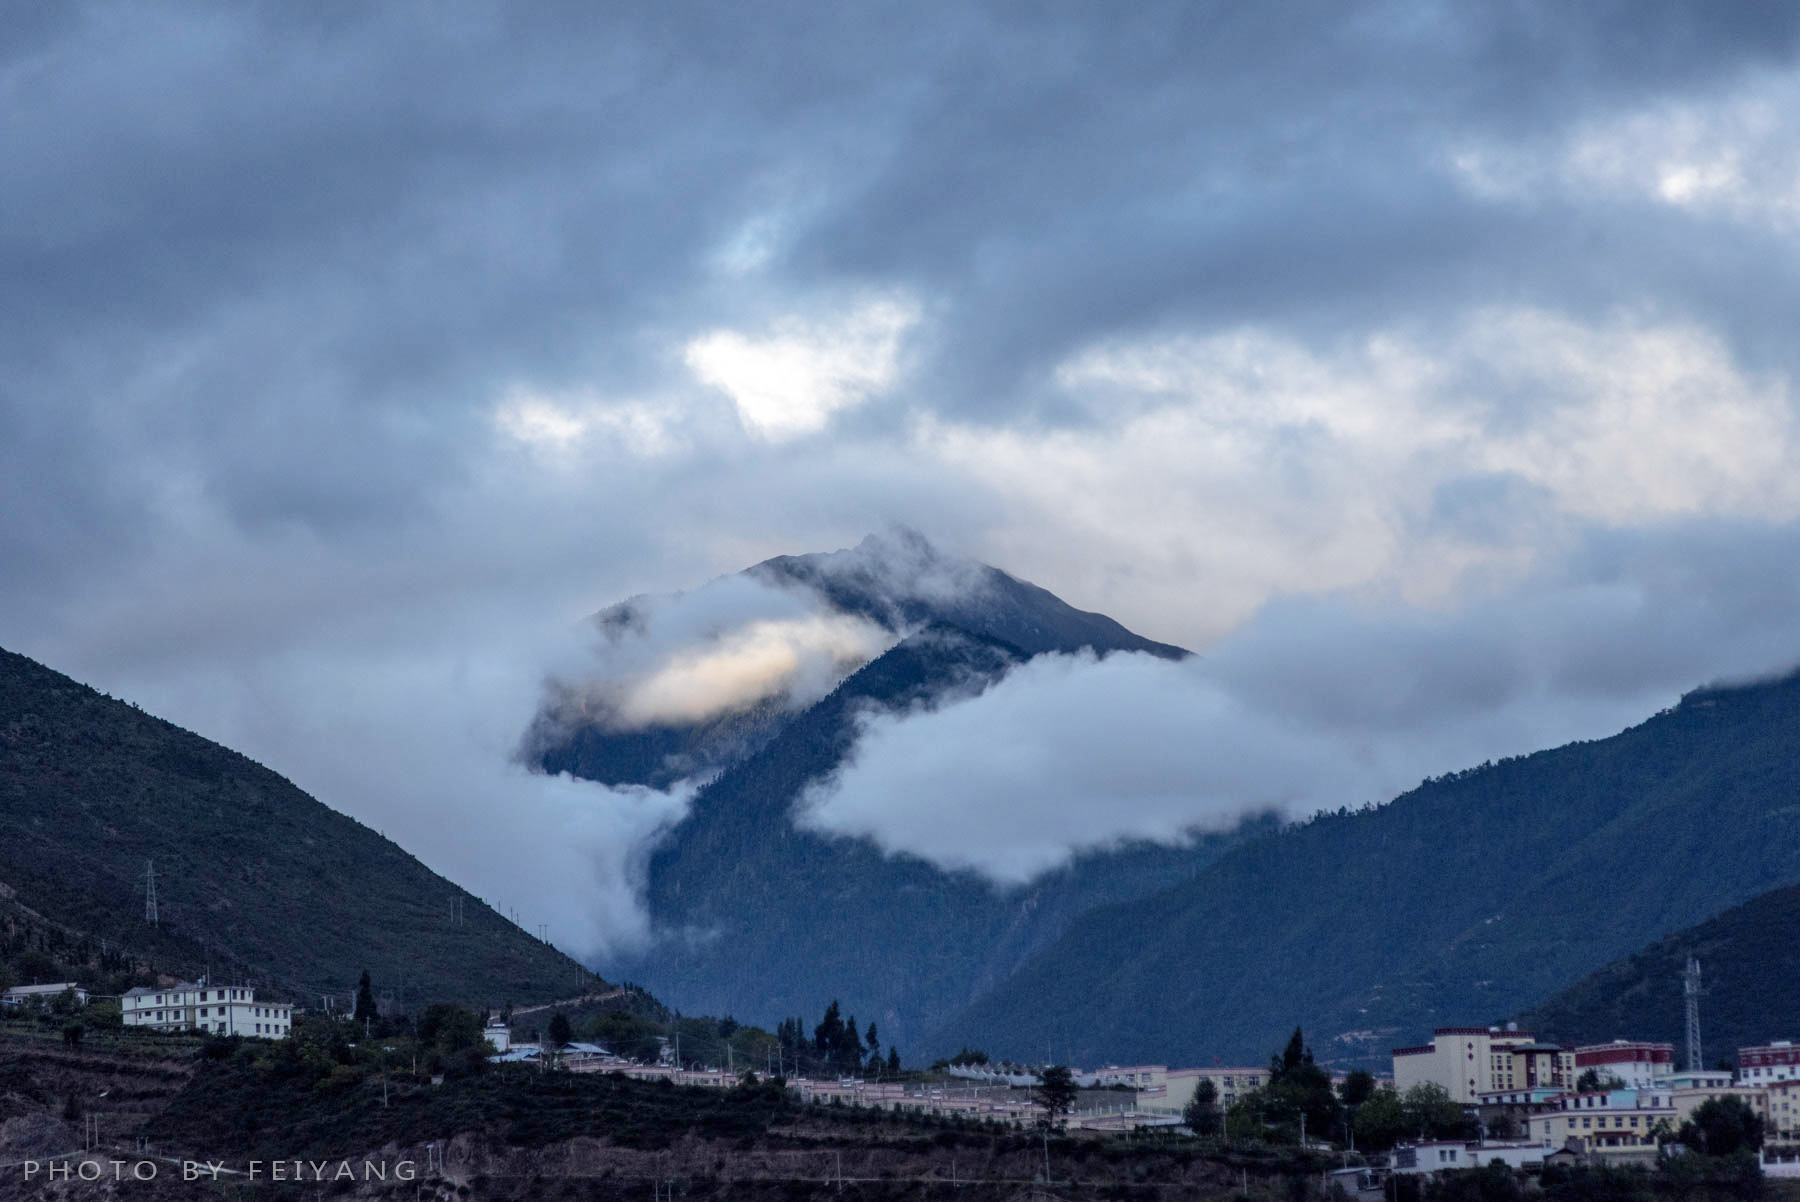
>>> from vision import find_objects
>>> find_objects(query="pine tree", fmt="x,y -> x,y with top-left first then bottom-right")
886,1047 -> 901,1075
354,969 -> 377,1025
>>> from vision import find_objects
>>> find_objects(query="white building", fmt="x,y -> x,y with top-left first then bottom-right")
2,982 -> 89,1008
484,1017 -> 511,1053
122,982 -> 292,1038
1392,1142 -> 1551,1175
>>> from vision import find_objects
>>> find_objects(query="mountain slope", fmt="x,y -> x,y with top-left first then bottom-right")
532,530 -> 1187,790
1517,882 -> 1800,1062
748,528 -> 1188,662
932,670 -> 1800,1068
0,646 -> 594,1007
608,624 -> 1265,1048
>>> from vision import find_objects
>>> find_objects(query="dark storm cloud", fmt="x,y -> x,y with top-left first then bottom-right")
6,0 -> 1800,948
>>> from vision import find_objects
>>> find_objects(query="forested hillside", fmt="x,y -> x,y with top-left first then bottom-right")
1518,883 -> 1800,1062
933,670 -> 1800,1067
612,624 -> 1265,1049
0,646 -> 595,1007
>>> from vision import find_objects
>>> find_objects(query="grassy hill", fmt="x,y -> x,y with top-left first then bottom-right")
0,646 -> 594,1008
932,670 -> 1800,1068
1518,882 -> 1800,1063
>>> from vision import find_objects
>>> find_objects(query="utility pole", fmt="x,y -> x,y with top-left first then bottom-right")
142,860 -> 158,926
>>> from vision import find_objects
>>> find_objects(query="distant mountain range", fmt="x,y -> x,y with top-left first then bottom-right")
541,536 -> 1800,1066
933,671 -> 1800,1066
0,646 -> 593,1008
1518,881 -> 1800,1064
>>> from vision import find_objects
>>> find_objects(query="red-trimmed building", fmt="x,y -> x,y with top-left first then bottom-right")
1575,1041 -> 1675,1089
1741,1041 -> 1800,1084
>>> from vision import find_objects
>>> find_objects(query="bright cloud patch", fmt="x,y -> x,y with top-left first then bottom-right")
685,296 -> 921,441
1450,71 -> 1800,231
539,573 -> 896,736
614,613 -> 892,727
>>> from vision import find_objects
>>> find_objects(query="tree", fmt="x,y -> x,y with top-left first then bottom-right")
417,1003 -> 483,1055
1185,1077 -> 1222,1135
1401,1082 -> 1469,1141
1679,1096 -> 1764,1157
1339,1068 -> 1376,1109
886,1047 -> 900,1075
1354,1088 -> 1410,1150
1034,1065 -> 1078,1127
1272,1026 -> 1309,1077
547,1011 -> 572,1049
1575,1069 -> 1626,1093
353,970 -> 377,1025
1264,1027 -> 1337,1141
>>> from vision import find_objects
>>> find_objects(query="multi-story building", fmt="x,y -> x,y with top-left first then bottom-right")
1671,1081 -> 1768,1129
1522,1088 -> 1676,1151
1575,1041 -> 1675,1088
1740,1041 -> 1800,1084
1155,1067 -> 1271,1116
1766,1078 -> 1800,1142
121,983 -> 292,1038
1394,1027 -> 1571,1104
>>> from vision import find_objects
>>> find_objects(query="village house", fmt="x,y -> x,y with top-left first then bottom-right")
1,982 -> 89,1008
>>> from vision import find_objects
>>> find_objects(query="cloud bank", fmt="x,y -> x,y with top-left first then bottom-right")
805,520 -> 1800,884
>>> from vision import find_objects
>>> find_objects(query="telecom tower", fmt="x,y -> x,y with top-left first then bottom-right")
142,859 -> 159,927
1684,956 -> 1703,1072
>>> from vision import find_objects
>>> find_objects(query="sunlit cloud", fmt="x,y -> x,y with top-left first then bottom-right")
684,295 -> 922,441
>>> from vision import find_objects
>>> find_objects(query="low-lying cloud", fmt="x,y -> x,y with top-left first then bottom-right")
532,573 -> 894,739
802,520 -> 1800,885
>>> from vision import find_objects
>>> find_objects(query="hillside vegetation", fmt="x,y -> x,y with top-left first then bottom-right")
934,671 -> 1800,1067
1519,882 -> 1800,1061
0,646 -> 594,1007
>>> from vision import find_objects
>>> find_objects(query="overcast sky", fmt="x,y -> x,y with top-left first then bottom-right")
8,2 -> 1800,958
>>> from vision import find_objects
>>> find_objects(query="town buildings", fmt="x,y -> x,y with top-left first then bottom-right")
1394,1022 -> 1800,1178
121,982 -> 292,1038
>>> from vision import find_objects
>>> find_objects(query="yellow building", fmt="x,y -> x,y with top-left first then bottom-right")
1394,1027 -> 1568,1104
1158,1066 -> 1272,1115
1524,1089 -> 1674,1151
